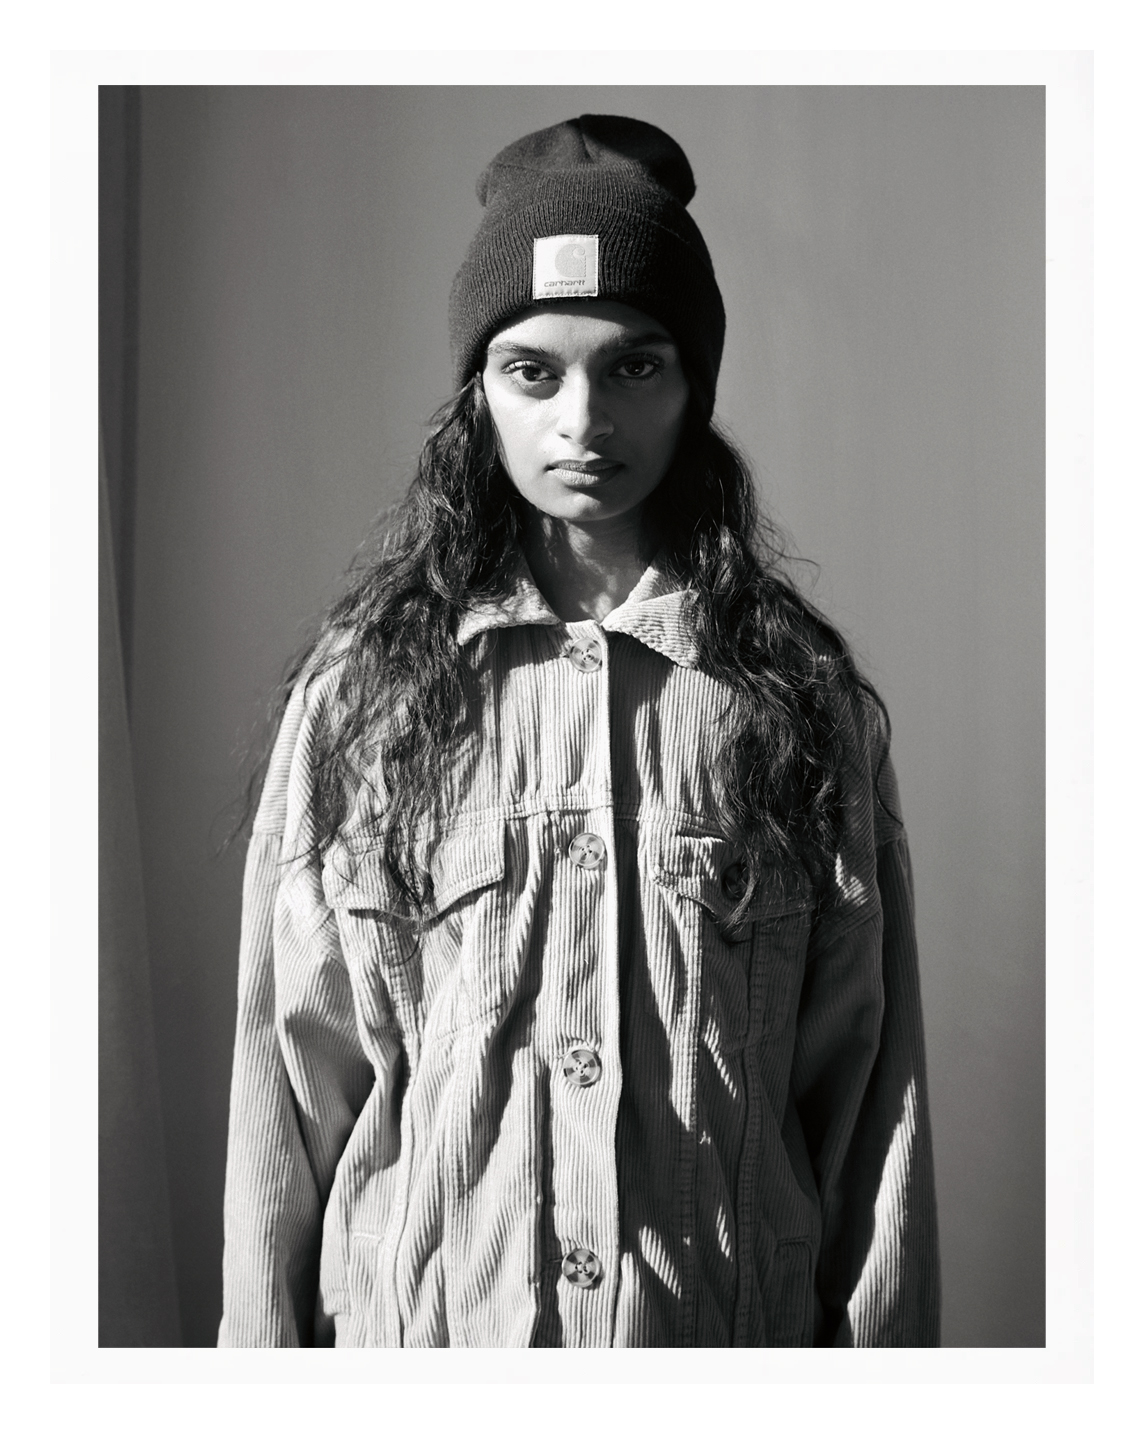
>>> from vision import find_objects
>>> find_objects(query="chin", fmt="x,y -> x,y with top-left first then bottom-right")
550,496 -> 637,525
522,476 -> 656,527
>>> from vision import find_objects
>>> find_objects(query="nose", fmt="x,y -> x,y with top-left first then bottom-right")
556,373 -> 614,449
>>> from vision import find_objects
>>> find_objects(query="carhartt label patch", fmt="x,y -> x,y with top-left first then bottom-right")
532,235 -> 599,300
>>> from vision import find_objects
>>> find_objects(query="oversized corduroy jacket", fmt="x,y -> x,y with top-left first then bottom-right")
219,557 -> 940,1348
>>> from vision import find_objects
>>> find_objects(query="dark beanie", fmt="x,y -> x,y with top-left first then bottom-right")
448,114 -> 725,419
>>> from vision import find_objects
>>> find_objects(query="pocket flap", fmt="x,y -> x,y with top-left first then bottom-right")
322,842 -> 404,912
648,831 -> 810,924
425,824 -> 505,916
322,824 -> 505,918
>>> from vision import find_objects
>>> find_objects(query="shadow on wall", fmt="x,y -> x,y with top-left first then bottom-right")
98,84 -> 181,1347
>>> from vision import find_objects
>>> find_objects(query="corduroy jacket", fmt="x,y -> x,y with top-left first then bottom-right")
219,558 -> 940,1348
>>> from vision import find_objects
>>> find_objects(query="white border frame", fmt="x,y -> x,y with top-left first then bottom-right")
47,47 -> 1094,1398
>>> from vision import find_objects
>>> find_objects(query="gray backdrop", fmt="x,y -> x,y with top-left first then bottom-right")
124,86 -> 1044,1347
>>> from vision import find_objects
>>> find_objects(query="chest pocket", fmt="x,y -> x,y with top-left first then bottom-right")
648,833 -> 813,1051
322,824 -> 507,1037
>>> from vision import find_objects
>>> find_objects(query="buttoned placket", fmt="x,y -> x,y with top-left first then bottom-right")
545,619 -> 622,1347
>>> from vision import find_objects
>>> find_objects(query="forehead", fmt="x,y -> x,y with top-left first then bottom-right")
486,300 -> 676,358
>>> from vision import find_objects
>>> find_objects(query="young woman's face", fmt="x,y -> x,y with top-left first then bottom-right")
481,301 -> 690,531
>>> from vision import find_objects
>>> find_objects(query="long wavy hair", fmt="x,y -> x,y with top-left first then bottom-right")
247,377 -> 884,918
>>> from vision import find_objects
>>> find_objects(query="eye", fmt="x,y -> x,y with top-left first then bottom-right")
613,353 -> 664,382
503,360 -> 557,388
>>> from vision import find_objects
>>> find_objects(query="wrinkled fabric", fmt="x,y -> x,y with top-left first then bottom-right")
219,559 -> 940,1348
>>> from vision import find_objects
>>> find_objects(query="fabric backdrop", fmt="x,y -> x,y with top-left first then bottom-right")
105,85 -> 1045,1347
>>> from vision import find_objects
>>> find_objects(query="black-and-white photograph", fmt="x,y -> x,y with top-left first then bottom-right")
97,82 -> 1047,1353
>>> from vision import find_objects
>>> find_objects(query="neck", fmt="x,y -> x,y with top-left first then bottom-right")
521,510 -> 652,622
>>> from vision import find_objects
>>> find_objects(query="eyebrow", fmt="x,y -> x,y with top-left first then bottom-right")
486,331 -> 678,358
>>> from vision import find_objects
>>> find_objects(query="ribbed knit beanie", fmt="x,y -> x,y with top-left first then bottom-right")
449,114 -> 725,419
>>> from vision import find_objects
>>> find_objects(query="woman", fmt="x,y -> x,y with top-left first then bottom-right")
219,113 -> 940,1348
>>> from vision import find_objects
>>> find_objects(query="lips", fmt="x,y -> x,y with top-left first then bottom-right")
547,457 -> 623,484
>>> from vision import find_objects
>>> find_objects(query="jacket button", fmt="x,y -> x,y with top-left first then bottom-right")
568,832 -> 607,869
562,1046 -> 602,1087
567,636 -> 603,672
721,861 -> 747,900
561,1248 -> 602,1287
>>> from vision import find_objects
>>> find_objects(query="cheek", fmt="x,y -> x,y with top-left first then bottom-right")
639,388 -> 689,471
485,396 -> 544,480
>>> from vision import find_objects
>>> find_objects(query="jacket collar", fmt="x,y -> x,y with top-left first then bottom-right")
455,551 -> 702,670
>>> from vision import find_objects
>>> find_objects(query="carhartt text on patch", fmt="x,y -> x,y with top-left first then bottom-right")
532,234 -> 600,300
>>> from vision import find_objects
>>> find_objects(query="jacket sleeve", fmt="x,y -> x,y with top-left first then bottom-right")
790,698 -> 941,1347
218,673 -> 374,1347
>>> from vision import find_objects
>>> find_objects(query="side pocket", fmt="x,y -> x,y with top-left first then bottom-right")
648,832 -> 812,1053
751,907 -> 813,1041
765,1238 -> 814,1347
331,1235 -> 382,1348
